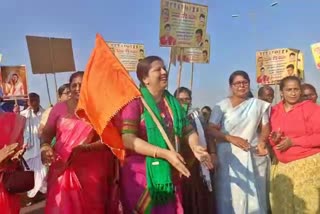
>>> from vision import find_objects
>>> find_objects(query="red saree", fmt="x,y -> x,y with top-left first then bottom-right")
0,112 -> 26,214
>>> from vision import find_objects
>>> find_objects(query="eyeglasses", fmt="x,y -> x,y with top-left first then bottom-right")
232,81 -> 249,87
62,91 -> 71,95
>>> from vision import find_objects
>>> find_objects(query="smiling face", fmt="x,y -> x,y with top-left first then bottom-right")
230,75 -> 250,99
142,60 -> 168,91
70,76 -> 82,101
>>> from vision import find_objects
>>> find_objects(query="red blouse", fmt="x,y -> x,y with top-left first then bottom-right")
270,100 -> 320,163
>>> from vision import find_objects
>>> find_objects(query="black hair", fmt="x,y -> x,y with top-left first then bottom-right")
58,83 -> 70,97
174,87 -> 192,99
258,86 -> 274,97
201,106 -> 211,112
195,29 -> 203,36
137,56 -> 164,86
228,70 -> 250,86
279,76 -> 301,91
69,71 -> 84,84
286,64 -> 294,69
29,92 -> 40,99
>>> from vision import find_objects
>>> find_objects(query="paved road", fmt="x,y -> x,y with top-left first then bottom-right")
20,201 -> 45,214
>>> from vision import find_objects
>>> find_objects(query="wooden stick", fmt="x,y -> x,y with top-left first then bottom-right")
190,63 -> 194,91
177,48 -> 183,88
141,98 -> 176,152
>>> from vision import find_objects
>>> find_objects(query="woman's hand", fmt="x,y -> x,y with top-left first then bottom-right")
41,144 -> 55,166
192,145 -> 214,170
269,129 -> 283,144
210,153 -> 218,170
276,137 -> 292,151
11,145 -> 26,161
0,143 -> 19,164
256,142 -> 268,156
163,150 -> 191,178
226,135 -> 250,151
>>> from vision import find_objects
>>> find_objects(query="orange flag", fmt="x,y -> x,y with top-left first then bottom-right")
76,34 -> 141,160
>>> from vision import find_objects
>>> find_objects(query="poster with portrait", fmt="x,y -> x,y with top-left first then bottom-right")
179,34 -> 210,63
256,48 -> 301,85
0,65 -> 28,100
311,42 -> 320,70
159,0 -> 208,48
107,42 -> 145,72
297,52 -> 304,80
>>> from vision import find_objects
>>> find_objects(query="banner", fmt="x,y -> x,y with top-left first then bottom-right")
256,48 -> 302,85
311,42 -> 320,70
26,36 -> 76,74
107,42 -> 145,72
180,34 -> 210,63
0,65 -> 28,100
159,0 -> 208,47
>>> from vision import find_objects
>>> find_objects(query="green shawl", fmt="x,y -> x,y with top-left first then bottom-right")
141,86 -> 187,206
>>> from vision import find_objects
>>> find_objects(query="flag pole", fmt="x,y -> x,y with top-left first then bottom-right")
190,63 -> 194,91
177,48 -> 183,88
44,74 -> 52,106
166,48 -> 172,89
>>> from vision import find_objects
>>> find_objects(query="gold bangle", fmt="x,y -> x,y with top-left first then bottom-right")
40,143 -> 51,152
40,143 -> 51,149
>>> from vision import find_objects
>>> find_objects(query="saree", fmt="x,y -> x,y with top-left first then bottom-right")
0,112 -> 26,214
44,102 -> 118,214
269,101 -> 320,213
180,109 -> 215,214
116,98 -> 193,214
210,98 -> 270,214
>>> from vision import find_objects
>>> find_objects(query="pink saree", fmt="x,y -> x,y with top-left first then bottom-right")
44,102 -> 118,214
116,98 -> 186,214
0,112 -> 26,214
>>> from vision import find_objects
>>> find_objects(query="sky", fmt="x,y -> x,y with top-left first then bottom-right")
0,0 -> 319,108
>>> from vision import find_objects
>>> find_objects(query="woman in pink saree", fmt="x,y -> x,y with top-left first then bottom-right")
116,56 -> 213,214
41,71 -> 119,214
0,112 -> 26,214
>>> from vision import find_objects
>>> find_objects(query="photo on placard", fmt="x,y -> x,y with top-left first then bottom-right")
256,48 -> 301,85
0,65 -> 28,100
179,34 -> 211,64
159,0 -> 208,48
106,42 -> 145,72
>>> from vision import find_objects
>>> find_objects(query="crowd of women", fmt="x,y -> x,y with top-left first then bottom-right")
0,55 -> 319,214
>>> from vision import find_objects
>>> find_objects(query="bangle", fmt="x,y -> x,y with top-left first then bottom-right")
40,143 -> 51,152
153,148 -> 158,158
40,143 -> 51,148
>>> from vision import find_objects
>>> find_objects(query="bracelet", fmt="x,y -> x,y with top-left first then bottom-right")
40,143 -> 51,152
40,143 -> 51,149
